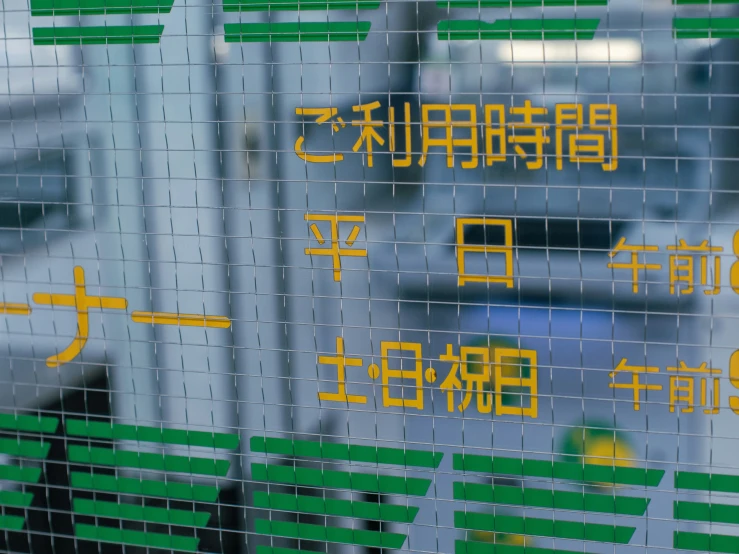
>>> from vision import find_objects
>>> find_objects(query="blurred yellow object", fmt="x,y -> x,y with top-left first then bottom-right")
583,434 -> 636,468
559,421 -> 637,487
470,530 -> 529,546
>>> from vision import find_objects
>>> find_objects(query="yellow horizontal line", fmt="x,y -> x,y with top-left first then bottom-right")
0,303 -> 31,316
131,311 -> 231,329
668,367 -> 721,375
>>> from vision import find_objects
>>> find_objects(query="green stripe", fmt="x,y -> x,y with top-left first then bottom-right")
223,0 -> 379,11
438,18 -> 600,40
0,438 -> 50,459
675,471 -> 739,493
73,499 -> 211,527
453,454 -> 664,487
70,472 -> 219,502
454,482 -> 649,516
675,501 -> 739,525
0,491 -> 33,508
251,463 -> 431,496
254,519 -> 407,549
32,25 -> 164,45
438,0 -> 606,7
31,0 -> 173,15
0,515 -> 26,531
257,547 -> 313,554
250,436 -> 443,468
65,419 -> 239,450
454,512 -> 635,544
224,22 -> 371,42
674,17 -> 739,39
456,540 -> 598,554
0,413 -> 58,434
0,464 -> 42,484
674,0 -> 739,4
75,524 -> 199,552
253,491 -> 420,523
675,531 -> 739,554
68,445 -> 230,477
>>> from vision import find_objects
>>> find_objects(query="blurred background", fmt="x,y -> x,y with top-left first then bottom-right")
0,0 -> 736,552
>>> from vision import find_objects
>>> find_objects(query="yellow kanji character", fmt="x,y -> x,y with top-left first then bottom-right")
508,100 -> 549,170
667,239 -> 723,296
456,217 -> 513,287
609,358 -> 662,411
555,103 -> 618,171
368,342 -> 432,410
294,107 -> 346,163
554,103 -> 582,170
730,231 -> 739,295
317,336 -> 365,404
418,104 -> 478,169
439,344 -> 492,413
729,349 -> 739,414
389,102 -> 412,168
607,237 -> 661,294
352,101 -> 385,168
590,104 -> 618,171
493,348 -> 538,418
304,213 -> 367,282
484,104 -> 506,166
33,266 -> 127,368
667,361 -> 720,415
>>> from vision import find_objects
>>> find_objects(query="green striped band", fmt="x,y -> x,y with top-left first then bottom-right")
673,17 -> 739,39
72,499 -> 211,527
454,482 -> 649,516
0,413 -> 58,434
675,531 -> 739,554
256,547 -> 314,554
453,453 -> 664,487
250,436 -> 443,468
254,518 -> 408,549
674,0 -> 739,4
65,419 -> 239,450
251,463 -> 431,496
0,491 -> 33,508
76,524 -> 199,553
0,438 -> 51,459
0,515 -> 26,531
253,491 -> 420,523
676,471 -> 739,493
70,472 -> 220,502
456,541 -> 598,554
0,464 -> 42,484
30,0 -> 174,16
224,22 -> 371,42
675,500 -> 739,525
68,445 -> 230,477
32,26 -> 165,45
454,512 -> 636,544
223,0 -> 379,11
438,19 -> 600,41
438,0 -> 606,7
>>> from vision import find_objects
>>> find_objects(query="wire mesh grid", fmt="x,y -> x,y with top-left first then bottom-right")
0,0 -> 735,553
